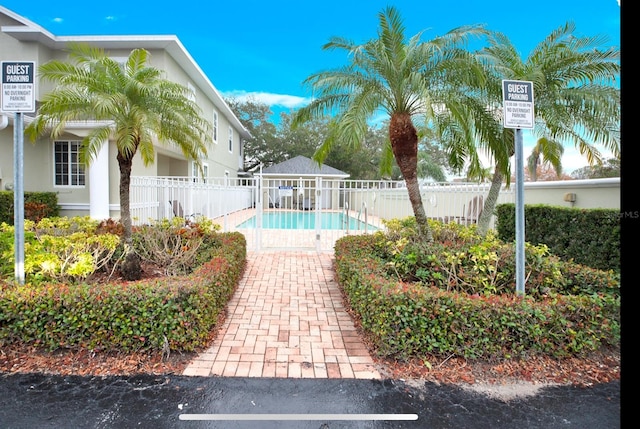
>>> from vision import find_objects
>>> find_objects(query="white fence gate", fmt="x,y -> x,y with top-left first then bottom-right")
130,176 -> 515,252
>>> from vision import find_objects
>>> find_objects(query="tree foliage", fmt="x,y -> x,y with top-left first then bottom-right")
292,6 -> 485,240
25,43 -> 212,280
450,23 -> 620,235
571,158 -> 620,179
228,99 -> 452,181
226,96 -> 278,171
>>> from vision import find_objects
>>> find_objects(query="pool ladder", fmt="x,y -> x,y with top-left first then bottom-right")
344,202 -> 369,234
357,201 -> 368,233
343,202 -> 350,233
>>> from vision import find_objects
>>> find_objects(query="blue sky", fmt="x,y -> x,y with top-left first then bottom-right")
2,0 -> 621,173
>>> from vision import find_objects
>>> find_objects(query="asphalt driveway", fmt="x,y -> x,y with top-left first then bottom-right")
0,373 -> 620,428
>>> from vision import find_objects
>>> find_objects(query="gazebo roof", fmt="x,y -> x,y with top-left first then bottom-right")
261,156 -> 349,178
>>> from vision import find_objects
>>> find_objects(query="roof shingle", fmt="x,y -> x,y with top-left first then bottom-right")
262,156 -> 349,177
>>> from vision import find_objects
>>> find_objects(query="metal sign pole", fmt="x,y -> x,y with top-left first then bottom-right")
514,128 -> 525,296
13,112 -> 25,284
3,61 -> 36,285
501,79 -> 534,297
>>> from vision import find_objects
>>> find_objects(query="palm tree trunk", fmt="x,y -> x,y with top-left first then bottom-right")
404,172 -> 432,238
476,166 -> 503,237
390,113 -> 433,242
117,152 -> 142,280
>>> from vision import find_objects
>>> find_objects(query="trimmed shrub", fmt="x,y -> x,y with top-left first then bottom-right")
0,191 -> 59,224
496,204 -> 620,272
334,230 -> 620,361
0,228 -> 246,353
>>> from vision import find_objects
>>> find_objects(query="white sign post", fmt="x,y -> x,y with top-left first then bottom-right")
1,61 -> 36,285
502,80 -> 534,297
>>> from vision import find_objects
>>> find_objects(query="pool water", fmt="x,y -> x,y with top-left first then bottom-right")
237,212 -> 377,230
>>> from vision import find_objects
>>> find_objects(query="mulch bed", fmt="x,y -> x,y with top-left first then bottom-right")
0,340 -> 620,388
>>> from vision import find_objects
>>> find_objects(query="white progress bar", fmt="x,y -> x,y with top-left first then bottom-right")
179,413 -> 418,421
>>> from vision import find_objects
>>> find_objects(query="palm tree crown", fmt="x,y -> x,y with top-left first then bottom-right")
293,6 -> 485,240
443,22 -> 620,235
484,22 -> 620,163
26,43 -> 212,279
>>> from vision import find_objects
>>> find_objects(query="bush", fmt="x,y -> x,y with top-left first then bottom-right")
131,217 -> 221,276
0,191 -> 59,224
1,216 -> 226,285
496,204 -> 620,272
334,219 -> 620,361
377,217 -> 619,299
0,229 -> 246,353
1,217 -> 120,284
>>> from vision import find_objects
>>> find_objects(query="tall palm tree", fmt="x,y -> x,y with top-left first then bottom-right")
26,43 -> 212,280
444,23 -> 620,236
292,6 -> 485,241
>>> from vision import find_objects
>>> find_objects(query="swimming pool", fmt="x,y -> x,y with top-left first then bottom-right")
236,211 -> 378,230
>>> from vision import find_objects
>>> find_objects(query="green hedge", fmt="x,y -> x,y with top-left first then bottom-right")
334,234 -> 620,361
495,204 -> 619,272
0,191 -> 60,224
0,232 -> 246,353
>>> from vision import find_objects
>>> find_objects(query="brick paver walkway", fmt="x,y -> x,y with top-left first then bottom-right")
182,251 -> 381,379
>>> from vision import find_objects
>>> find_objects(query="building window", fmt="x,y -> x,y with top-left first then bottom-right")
187,82 -> 196,102
54,141 -> 85,186
193,161 -> 208,183
228,127 -> 234,153
212,111 -> 218,143
110,57 -> 128,69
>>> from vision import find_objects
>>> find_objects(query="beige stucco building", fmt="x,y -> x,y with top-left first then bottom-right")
0,6 -> 251,219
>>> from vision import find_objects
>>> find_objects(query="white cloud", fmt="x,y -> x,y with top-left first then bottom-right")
105,16 -> 117,22
222,90 -> 311,109
52,17 -> 63,23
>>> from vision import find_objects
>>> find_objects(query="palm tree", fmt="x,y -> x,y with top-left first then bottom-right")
443,23 -> 620,236
526,137 -> 564,182
26,43 -> 212,280
292,6 -> 485,241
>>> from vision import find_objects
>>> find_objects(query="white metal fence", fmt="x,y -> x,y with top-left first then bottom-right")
130,176 -> 255,225
130,176 -> 515,251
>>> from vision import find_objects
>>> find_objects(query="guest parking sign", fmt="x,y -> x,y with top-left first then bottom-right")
1,61 -> 36,113
502,80 -> 534,129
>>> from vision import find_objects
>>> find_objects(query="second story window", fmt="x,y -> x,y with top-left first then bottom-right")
228,127 -> 234,153
187,82 -> 196,102
213,111 -> 218,143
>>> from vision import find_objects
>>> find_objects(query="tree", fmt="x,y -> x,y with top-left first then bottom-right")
416,127 -> 450,182
26,43 -> 212,280
292,6 -> 485,241
571,158 -> 620,179
226,96 -> 278,172
323,124 -> 387,180
444,23 -> 620,236
277,113 -> 331,162
526,137 -> 564,182
226,100 -> 389,179
517,164 -> 573,182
